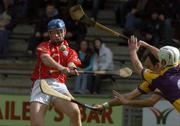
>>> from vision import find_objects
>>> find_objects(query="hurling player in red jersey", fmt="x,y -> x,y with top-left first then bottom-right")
30,19 -> 82,126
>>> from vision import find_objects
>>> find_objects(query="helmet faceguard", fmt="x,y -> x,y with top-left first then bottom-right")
158,46 -> 179,67
48,19 -> 66,44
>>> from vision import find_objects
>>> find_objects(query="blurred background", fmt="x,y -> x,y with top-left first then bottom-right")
0,0 -> 179,126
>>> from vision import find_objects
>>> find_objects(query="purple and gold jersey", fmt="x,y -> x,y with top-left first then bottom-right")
138,81 -> 162,95
142,65 -> 180,112
138,81 -> 151,94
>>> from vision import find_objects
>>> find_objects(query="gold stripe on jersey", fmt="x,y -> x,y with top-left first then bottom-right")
173,98 -> 180,112
138,81 -> 151,93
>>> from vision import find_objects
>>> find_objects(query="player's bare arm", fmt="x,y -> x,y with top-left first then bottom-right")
107,89 -> 142,106
139,40 -> 159,59
41,53 -> 70,73
95,88 -> 142,110
128,36 -> 143,75
113,91 -> 162,107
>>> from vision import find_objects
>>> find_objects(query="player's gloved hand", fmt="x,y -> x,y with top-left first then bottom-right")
60,67 -> 79,76
69,67 -> 79,76
61,67 -> 70,74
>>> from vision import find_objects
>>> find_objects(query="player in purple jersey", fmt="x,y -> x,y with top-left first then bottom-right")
94,36 -> 180,113
113,36 -> 180,112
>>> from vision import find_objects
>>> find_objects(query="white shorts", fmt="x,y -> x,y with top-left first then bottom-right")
30,78 -> 69,105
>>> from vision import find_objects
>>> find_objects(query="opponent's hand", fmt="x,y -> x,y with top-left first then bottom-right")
139,40 -> 148,47
113,90 -> 129,105
128,35 -> 140,52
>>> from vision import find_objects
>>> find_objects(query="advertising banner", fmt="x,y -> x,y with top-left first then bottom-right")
143,100 -> 180,126
0,94 -> 123,126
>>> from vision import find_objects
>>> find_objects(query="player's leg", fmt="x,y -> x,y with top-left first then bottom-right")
53,92 -> 82,126
30,79 -> 52,126
30,102 -> 48,126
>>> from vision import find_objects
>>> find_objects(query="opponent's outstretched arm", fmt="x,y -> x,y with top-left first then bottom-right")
113,91 -> 162,107
94,88 -> 142,110
105,89 -> 142,106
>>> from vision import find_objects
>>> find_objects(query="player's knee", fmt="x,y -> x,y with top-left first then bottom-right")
69,106 -> 81,120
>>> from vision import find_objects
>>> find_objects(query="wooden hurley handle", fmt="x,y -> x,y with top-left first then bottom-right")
49,70 -> 108,75
95,22 -> 128,40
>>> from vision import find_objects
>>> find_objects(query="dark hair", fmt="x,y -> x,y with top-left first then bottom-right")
93,38 -> 103,44
93,38 -> 103,55
149,53 -> 159,65
141,51 -> 159,66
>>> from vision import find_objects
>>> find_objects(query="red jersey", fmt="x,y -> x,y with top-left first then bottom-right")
31,40 -> 81,85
